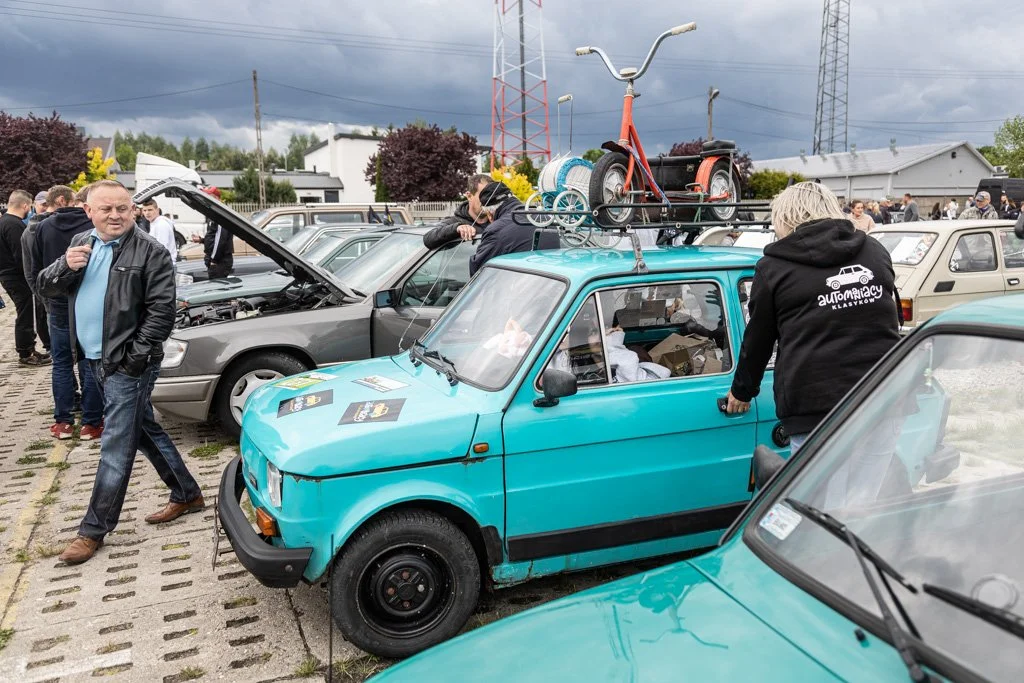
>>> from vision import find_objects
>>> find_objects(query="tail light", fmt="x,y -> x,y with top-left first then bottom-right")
900,298 -> 914,322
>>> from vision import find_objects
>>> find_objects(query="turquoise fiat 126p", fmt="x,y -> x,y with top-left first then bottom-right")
373,295 -> 1024,682
217,244 -> 790,657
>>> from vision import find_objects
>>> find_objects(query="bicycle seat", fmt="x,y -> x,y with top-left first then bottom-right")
701,139 -> 737,154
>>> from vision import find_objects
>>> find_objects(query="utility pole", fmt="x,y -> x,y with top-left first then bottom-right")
252,69 -> 267,207
707,86 -> 720,140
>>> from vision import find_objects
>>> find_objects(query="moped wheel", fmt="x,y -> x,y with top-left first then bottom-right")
590,152 -> 639,226
525,192 -> 554,227
707,158 -> 739,222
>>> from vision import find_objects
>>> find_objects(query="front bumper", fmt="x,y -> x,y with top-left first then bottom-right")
152,374 -> 219,421
218,455 -> 312,588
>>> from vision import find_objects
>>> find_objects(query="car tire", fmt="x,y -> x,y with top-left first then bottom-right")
330,509 -> 481,659
830,281 -> 841,290
214,352 -> 309,438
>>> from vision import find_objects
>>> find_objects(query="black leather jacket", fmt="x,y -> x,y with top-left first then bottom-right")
37,226 -> 176,377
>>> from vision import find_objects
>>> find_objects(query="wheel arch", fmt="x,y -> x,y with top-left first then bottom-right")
210,345 -> 318,419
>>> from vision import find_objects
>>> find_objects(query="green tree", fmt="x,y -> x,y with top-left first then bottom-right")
232,168 -> 297,203
583,148 -> 605,163
286,132 -> 320,170
71,147 -> 116,190
194,136 -> 211,162
514,156 -> 539,186
979,144 -> 1007,170
180,136 -> 195,165
995,116 -> 1024,178
374,155 -> 390,202
747,169 -> 806,199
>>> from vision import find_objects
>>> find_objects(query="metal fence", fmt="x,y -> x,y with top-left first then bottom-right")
222,200 -> 461,223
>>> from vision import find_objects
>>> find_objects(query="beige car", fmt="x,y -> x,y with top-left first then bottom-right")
870,219 -> 1021,330
177,203 -> 414,260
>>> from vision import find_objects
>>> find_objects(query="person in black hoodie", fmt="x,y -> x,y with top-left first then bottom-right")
422,174 -> 492,249
32,186 -> 105,441
467,181 -> 539,276
726,182 -> 901,456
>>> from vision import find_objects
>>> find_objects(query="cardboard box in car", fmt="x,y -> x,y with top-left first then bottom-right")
649,333 -> 716,376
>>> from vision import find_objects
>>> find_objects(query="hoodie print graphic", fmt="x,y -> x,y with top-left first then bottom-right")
818,264 -> 884,310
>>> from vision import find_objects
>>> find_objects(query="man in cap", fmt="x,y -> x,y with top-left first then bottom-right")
959,191 -> 999,220
467,181 -> 537,275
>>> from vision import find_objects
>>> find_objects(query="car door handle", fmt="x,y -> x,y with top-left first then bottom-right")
1009,278 -> 1020,286
717,396 -> 746,417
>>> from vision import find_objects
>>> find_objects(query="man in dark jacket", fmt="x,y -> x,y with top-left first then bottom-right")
726,182 -> 901,456
39,180 -> 203,565
468,181 -> 537,276
21,187 -> 68,354
1,190 -> 50,365
422,174 -> 492,249
33,185 -> 104,441
190,218 -> 233,278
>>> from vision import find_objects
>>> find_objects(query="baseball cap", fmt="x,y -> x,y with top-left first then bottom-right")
34,191 -> 47,203
975,191 -> 991,201
479,181 -> 513,209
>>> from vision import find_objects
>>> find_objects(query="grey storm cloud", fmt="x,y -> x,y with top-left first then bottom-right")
0,0 -> 1018,158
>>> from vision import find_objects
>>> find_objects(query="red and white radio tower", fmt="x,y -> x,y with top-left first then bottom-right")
490,0 -> 550,168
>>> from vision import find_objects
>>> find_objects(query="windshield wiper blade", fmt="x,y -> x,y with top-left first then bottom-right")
922,583 -> 1024,642
784,498 -> 930,683
422,348 -> 458,385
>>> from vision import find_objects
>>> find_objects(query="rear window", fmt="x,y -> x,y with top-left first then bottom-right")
871,231 -> 938,266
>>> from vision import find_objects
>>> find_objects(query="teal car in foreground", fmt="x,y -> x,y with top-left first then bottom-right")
374,295 -> 1024,682
217,246 -> 790,657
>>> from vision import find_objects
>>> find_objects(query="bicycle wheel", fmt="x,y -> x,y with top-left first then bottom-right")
525,192 -> 554,227
590,152 -> 640,227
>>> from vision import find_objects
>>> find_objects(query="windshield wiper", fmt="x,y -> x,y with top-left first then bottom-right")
922,583 -> 1024,642
422,348 -> 458,386
784,498 -> 931,683
409,340 -> 426,366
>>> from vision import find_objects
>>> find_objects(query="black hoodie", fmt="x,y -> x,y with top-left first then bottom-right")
32,207 -> 93,309
731,218 -> 901,435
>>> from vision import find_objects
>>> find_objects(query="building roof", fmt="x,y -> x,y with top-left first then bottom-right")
754,141 -> 994,179
116,169 -> 343,191
305,131 -> 385,155
491,244 -> 763,282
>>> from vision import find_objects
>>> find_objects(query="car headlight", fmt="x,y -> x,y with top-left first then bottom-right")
161,339 -> 188,368
266,462 -> 283,508
175,273 -> 194,286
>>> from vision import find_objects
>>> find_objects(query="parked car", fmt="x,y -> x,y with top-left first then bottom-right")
217,244 -> 790,658
870,219 -> 1019,330
693,225 -> 776,249
176,226 -> 393,306
137,180 -> 479,437
372,293 -> 1024,683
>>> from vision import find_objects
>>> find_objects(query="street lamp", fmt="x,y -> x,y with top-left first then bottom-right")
707,87 -> 720,140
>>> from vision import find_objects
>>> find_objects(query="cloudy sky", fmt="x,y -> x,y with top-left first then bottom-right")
1,0 -> 1020,161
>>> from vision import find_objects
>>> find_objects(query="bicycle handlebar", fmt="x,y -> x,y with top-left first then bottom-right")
576,22 -> 697,82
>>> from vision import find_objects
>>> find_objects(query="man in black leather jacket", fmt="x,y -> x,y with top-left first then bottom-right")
38,180 -> 203,565
422,173 -> 492,249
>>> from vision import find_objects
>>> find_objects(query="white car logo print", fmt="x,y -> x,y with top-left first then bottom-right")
826,264 -> 874,290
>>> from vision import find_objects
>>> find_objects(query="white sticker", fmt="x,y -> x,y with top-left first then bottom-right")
306,371 -> 335,381
353,375 -> 410,393
759,503 -> 802,541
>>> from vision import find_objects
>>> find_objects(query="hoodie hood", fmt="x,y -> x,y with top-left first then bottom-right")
46,207 -> 92,234
763,218 -> 864,268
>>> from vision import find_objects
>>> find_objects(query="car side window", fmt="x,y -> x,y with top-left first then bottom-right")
264,214 -> 305,242
312,211 -> 362,224
398,242 -> 475,308
544,295 -> 608,387
323,238 -> 381,274
949,233 -> 997,273
598,282 -> 730,383
999,229 -> 1024,269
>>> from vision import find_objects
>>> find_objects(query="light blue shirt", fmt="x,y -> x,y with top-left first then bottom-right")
74,230 -> 121,360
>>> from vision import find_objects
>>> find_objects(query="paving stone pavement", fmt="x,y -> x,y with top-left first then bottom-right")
0,305 -> 677,681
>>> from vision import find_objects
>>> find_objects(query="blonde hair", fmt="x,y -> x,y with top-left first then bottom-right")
770,181 -> 846,238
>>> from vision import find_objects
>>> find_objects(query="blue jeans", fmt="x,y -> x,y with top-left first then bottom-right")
79,359 -> 203,541
48,308 -> 103,426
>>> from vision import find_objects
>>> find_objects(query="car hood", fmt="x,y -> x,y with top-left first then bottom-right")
241,356 -> 481,478
177,271 -> 290,305
373,561 -> 830,682
133,179 -> 345,299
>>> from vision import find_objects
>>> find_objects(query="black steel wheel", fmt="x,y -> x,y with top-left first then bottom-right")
706,158 -> 739,222
590,151 -> 642,226
331,509 -> 480,658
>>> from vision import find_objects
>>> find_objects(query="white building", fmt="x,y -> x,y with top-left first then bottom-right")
304,129 -> 382,204
754,141 -> 995,204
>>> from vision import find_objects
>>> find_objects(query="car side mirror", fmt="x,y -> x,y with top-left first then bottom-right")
534,369 -> 578,408
1015,212 -> 1024,239
373,288 -> 398,309
750,444 -> 786,491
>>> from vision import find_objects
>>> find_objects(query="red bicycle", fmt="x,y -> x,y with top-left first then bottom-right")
577,22 -> 743,226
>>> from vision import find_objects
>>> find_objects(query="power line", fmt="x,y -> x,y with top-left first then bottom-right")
0,79 -> 247,112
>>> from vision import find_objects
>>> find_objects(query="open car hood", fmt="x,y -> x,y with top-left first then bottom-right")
133,179 -> 345,299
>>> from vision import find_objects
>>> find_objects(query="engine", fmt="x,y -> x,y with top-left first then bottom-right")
174,283 -> 336,329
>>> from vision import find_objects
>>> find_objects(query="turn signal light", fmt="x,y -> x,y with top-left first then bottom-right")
255,508 -> 279,537
473,443 -> 489,454
900,298 -> 914,322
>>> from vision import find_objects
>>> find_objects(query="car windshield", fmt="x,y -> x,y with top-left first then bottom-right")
871,231 -> 938,266
302,234 -> 345,265
417,267 -> 566,390
751,332 -> 1024,681
283,227 -> 322,254
331,231 -> 422,296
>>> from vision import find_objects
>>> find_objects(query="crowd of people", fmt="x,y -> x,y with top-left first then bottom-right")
835,189 -> 1018,232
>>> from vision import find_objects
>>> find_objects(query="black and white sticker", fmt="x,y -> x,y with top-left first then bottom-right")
278,390 -> 334,417
339,398 -> 406,425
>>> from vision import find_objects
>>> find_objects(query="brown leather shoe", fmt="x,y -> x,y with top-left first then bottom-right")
145,496 -> 205,524
59,536 -> 102,564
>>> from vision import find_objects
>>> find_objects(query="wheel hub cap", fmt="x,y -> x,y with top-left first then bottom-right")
374,556 -> 437,618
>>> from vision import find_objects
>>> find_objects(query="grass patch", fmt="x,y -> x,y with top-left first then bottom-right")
14,549 -> 30,563
0,628 -> 13,653
240,496 -> 256,526
294,656 -> 321,677
90,443 -> 100,450
96,641 -> 130,654
16,455 -> 46,465
13,471 -> 35,479
25,440 -> 52,452
38,481 -> 61,507
332,655 -> 390,681
45,461 -> 70,471
223,596 -> 257,609
0,526 -> 7,533
37,408 -> 54,416
34,544 -> 63,559
177,667 -> 205,681
188,441 -> 230,460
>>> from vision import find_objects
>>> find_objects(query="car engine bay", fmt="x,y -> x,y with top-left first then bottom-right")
174,282 -> 339,328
